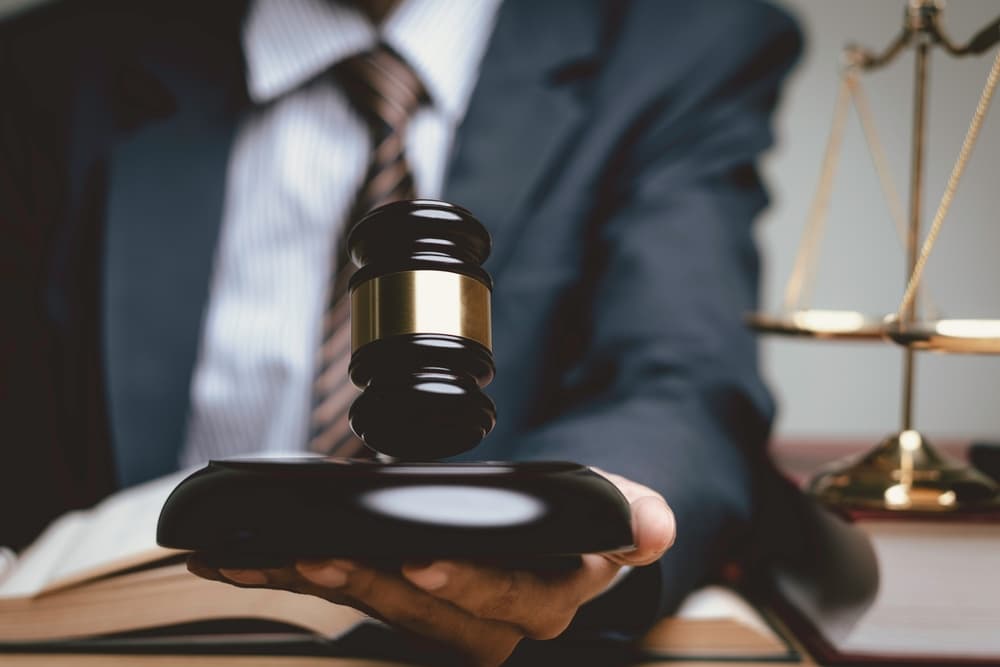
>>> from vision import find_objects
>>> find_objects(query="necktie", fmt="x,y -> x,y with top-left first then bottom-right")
309,46 -> 428,456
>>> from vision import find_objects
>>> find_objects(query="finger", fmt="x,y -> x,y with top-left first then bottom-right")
298,560 -> 523,666
401,558 -> 617,640
591,468 -> 676,567
214,564 -> 334,595
607,494 -> 676,566
217,567 -> 271,585
186,555 -> 227,583
191,560 -> 307,591
591,467 -> 663,504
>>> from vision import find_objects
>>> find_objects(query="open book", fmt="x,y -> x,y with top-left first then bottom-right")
771,497 -> 1000,664
0,472 -> 791,660
0,472 -> 367,643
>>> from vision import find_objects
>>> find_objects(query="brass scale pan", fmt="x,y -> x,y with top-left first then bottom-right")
748,310 -> 1000,354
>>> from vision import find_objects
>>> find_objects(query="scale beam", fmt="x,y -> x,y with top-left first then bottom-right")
848,1 -> 1000,71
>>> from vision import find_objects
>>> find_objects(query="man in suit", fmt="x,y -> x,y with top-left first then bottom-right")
1,0 -> 801,663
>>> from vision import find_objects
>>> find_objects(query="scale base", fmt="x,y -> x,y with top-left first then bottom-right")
808,431 -> 1000,512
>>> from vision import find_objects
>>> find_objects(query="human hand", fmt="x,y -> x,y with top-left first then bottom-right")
188,469 -> 674,666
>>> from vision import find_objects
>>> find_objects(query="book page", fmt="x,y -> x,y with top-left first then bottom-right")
839,520 -> 1000,658
642,585 -> 789,658
0,548 -> 14,588
0,470 -> 191,599
675,585 -> 780,642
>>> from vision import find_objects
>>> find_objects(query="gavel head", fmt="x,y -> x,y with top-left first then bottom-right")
347,200 -> 497,460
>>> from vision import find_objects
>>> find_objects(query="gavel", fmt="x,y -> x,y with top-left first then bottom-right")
158,200 -> 632,568
346,200 -> 496,459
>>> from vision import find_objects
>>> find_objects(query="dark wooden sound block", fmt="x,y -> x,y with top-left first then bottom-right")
156,459 -> 633,571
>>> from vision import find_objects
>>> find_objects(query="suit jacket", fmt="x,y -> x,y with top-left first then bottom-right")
0,0 -> 801,636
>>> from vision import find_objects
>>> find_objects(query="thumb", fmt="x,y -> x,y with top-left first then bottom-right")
609,494 -> 676,567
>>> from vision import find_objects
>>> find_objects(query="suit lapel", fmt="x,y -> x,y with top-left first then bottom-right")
444,0 -> 605,275
103,20 -> 246,486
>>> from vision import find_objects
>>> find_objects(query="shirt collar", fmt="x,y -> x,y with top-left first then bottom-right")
243,0 -> 502,121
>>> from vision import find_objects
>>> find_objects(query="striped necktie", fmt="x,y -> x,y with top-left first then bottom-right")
308,46 -> 428,456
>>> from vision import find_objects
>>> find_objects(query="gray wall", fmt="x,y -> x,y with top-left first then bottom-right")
761,0 -> 1000,441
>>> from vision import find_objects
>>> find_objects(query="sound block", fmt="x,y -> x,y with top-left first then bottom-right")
157,459 -> 634,571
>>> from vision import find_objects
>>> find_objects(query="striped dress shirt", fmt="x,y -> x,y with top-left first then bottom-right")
180,0 -> 501,467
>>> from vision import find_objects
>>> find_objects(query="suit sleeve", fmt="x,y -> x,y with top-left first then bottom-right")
509,4 -> 803,637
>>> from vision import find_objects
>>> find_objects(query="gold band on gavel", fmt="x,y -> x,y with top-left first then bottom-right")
351,270 -> 492,353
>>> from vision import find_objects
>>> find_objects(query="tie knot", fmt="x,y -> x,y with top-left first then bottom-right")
335,46 -> 428,133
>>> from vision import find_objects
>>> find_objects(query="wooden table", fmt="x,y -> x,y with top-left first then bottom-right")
1,654 -> 814,667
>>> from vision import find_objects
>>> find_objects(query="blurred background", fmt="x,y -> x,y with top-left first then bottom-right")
1,0 -> 996,444
763,0 -> 1000,443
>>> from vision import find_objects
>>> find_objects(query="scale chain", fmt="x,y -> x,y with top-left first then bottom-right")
896,48 -> 1000,321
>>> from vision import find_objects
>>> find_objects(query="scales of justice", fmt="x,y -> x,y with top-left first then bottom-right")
749,0 -> 1000,512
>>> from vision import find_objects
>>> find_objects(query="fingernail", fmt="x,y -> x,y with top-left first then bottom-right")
218,568 -> 269,585
297,561 -> 349,587
404,563 -> 449,591
327,559 -> 359,572
187,560 -> 223,582
634,497 -> 676,557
